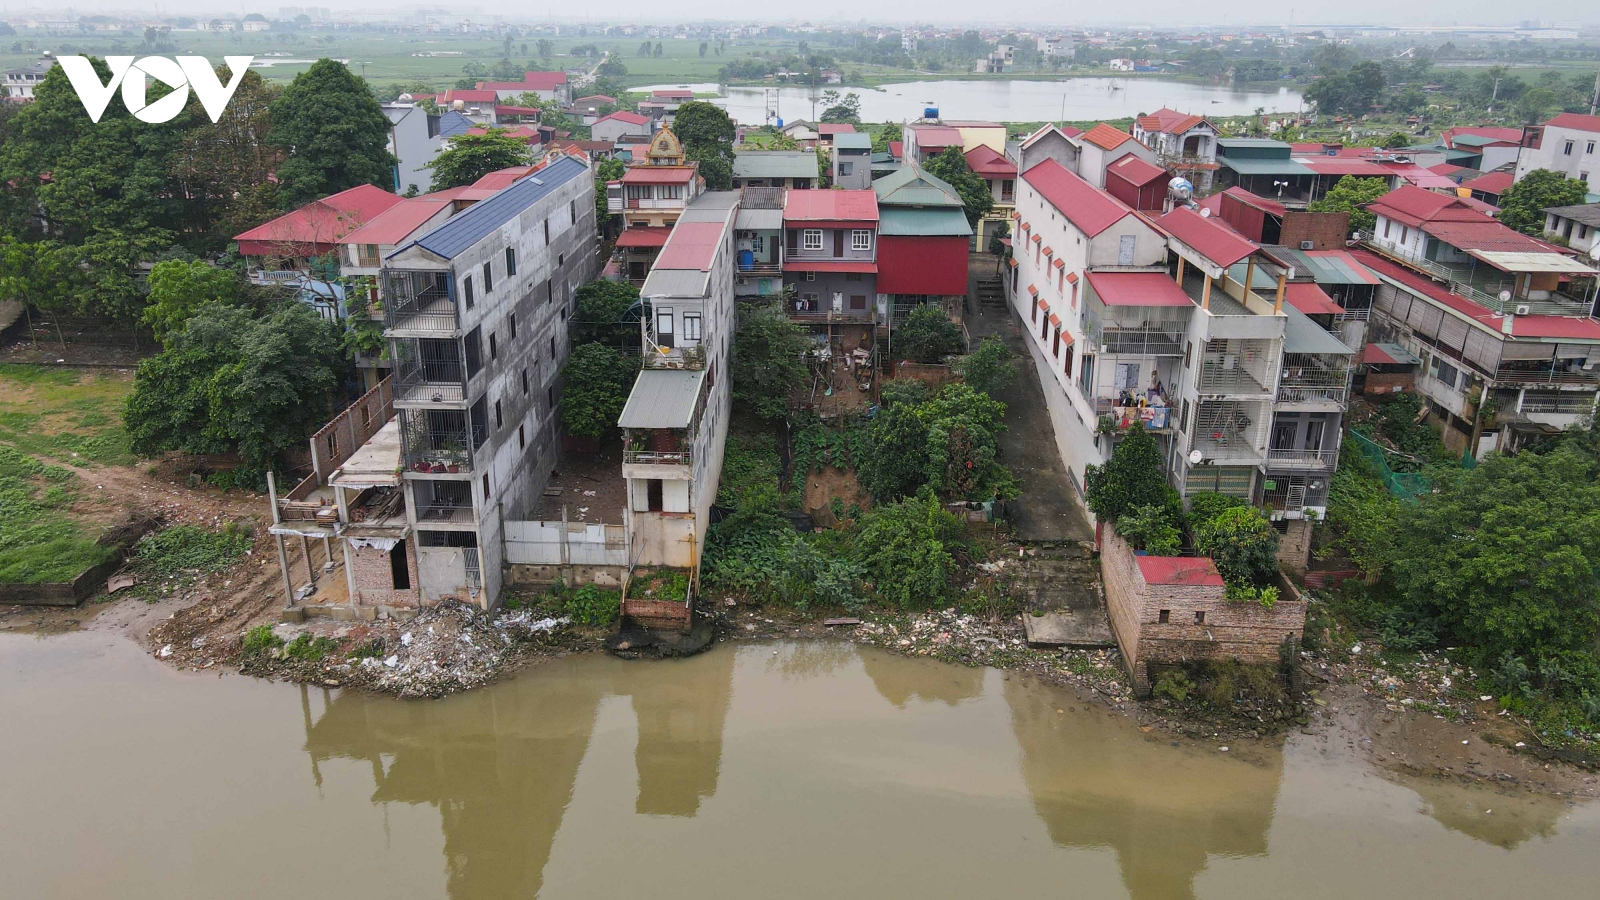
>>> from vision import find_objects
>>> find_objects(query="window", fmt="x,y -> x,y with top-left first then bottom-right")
509,313 -> 517,340
1194,611 -> 1206,625
548,336 -> 556,358
518,424 -> 525,449
505,247 -> 516,276
845,271 -> 863,282
682,313 -> 702,342
464,327 -> 483,377
1564,140 -> 1575,156
521,368 -> 529,395
839,161 -> 853,175
543,219 -> 551,245
1382,219 -> 1391,238
658,308 -> 674,339
482,473 -> 490,498
488,331 -> 497,361
469,396 -> 488,448
481,261 -> 492,292
1589,141 -> 1597,155
462,274 -> 474,309
494,398 -> 502,428
805,271 -> 816,282
802,229 -> 824,250
1158,609 -> 1170,624
546,384 -> 554,410
570,199 -> 577,223
1052,326 -> 1061,358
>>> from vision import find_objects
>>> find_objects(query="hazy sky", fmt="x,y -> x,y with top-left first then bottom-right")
32,4 -> 1600,29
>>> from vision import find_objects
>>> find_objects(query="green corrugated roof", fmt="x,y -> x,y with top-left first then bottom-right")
872,165 -> 963,208
732,151 -> 819,179
1216,138 -> 1293,160
1448,134 -> 1507,147
1265,246 -> 1380,285
878,206 -> 973,237
1219,157 -> 1314,175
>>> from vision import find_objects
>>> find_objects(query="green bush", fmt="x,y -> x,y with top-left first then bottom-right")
284,633 -> 338,661
1152,669 -> 1193,704
241,625 -> 283,657
853,489 -> 963,609
133,524 -> 252,577
1194,506 -> 1280,587
565,584 -> 621,627
894,304 -> 964,363
1186,491 -> 1246,528
1116,503 -> 1181,556
1085,424 -> 1169,523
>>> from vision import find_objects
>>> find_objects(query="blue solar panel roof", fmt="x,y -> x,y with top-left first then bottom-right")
405,155 -> 587,260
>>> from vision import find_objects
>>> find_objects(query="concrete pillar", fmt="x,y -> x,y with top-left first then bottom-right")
300,535 -> 316,586
1201,274 -> 1212,310
1274,271 -> 1287,314
342,541 -> 358,606
275,534 -> 294,605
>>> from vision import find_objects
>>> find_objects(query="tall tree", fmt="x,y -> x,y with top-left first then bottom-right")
1084,423 -> 1170,523
922,146 -> 993,228
730,300 -> 809,420
1307,175 -> 1389,235
269,59 -> 396,204
424,131 -> 533,191
124,302 -> 344,478
559,343 -> 637,439
142,259 -> 241,347
872,122 -> 902,153
1497,169 -> 1589,236
673,100 -> 737,190
170,67 -> 284,246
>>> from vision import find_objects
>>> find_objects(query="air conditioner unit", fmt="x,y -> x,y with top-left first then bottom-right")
1300,240 -> 1315,250
1515,304 -> 1532,316
736,276 -> 747,285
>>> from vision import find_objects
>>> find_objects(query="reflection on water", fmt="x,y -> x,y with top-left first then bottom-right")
3,633 -> 1598,900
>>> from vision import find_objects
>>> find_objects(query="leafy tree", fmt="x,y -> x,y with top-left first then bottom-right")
124,302 -> 344,479
1380,131 -> 1411,149
1194,506 -> 1280,587
673,100 -> 737,191
955,335 -> 1016,396
699,41 -> 708,58
269,59 -> 396,204
558,343 -> 636,439
0,237 -> 70,346
1307,175 -> 1389,235
170,67 -> 284,246
1497,169 -> 1589,236
860,382 -> 1013,502
730,300 -> 809,420
819,90 -> 862,124
570,280 -> 643,346
922,145 -> 993,228
1186,491 -> 1247,528
1117,503 -> 1181,555
852,488 -> 963,609
894,303 -> 964,363
142,260 -> 241,346
597,59 -> 628,78
872,122 -> 902,153
594,156 -> 625,222
1321,449 -> 1400,584
1084,423 -> 1168,522
424,130 -> 532,191
1515,88 -> 1559,125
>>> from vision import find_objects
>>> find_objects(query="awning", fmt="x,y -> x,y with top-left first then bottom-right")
619,369 -> 705,430
1282,306 -> 1353,355
1465,250 -> 1598,275
782,260 -> 876,274
615,227 -> 673,249
1283,282 -> 1344,316
1364,341 -> 1420,366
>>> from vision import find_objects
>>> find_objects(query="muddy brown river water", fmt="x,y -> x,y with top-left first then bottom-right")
3,632 -> 1597,899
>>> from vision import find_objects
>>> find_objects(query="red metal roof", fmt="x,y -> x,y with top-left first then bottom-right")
614,226 -> 674,248
339,198 -> 453,247
652,89 -> 694,99
1217,186 -> 1286,216
910,124 -> 964,150
468,165 -> 538,191
783,189 -> 879,223
1085,271 -> 1195,307
494,104 -> 540,116
1136,555 -> 1225,587
1105,154 -> 1168,187
877,234 -> 969,295
1080,122 -> 1136,151
1364,343 -> 1403,365
234,184 -> 403,252
622,166 -> 697,185
1302,249 -> 1380,285
477,72 -> 567,92
1543,113 -> 1600,134
1021,158 -> 1134,238
1462,170 -> 1513,195
1420,221 -> 1557,254
441,89 -> 498,103
887,141 -> 904,160
782,259 -> 876,274
1428,162 -> 1470,178
1159,206 -> 1258,268
1136,108 -> 1208,134
1380,163 -> 1459,190
1365,185 -> 1487,228
1296,157 -> 1393,178
655,222 -> 725,271
572,94 -> 618,104
817,123 -> 857,136
964,144 -> 1016,178
1443,126 -> 1523,147
596,110 -> 649,126
1352,249 -> 1600,341
1456,195 -> 1501,215
1284,282 -> 1344,315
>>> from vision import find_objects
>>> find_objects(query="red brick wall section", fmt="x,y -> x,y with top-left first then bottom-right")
1275,519 -> 1313,576
347,540 -> 421,609
1100,530 -> 1307,694
1279,211 -> 1350,251
310,376 -> 396,483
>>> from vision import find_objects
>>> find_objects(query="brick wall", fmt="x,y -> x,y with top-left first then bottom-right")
1100,530 -> 1307,695
309,376 -> 395,485
346,540 -> 420,609
1280,211 -> 1349,251
1275,519 -> 1313,576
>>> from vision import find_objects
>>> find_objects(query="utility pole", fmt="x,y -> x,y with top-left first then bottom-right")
1591,69 -> 1599,116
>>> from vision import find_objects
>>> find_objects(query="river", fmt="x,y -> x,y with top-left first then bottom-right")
636,79 -> 1302,125
3,632 -> 1595,900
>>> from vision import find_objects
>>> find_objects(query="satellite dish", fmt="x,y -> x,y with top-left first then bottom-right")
1188,450 -> 1204,465
1199,207 -> 1212,218
1498,290 -> 1512,303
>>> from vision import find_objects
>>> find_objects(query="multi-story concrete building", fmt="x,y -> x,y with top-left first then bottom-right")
965,144 -> 1017,250
618,193 -> 739,630
380,152 -> 598,607
607,128 -> 704,284
1359,185 -> 1600,457
3,56 -> 58,101
1544,203 -> 1600,262
1131,108 -> 1220,192
832,133 -> 873,190
1515,113 -> 1600,196
781,189 -> 880,332
1007,158 -> 1352,522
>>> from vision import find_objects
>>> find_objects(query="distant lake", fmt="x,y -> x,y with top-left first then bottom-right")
637,78 -> 1303,125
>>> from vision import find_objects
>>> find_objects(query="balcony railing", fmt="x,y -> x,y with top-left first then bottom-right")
1361,238 -> 1591,317
737,262 -> 783,277
1519,393 -> 1598,414
1091,325 -> 1186,356
400,411 -> 474,474
1197,363 -> 1271,396
625,448 -> 693,466
1267,447 -> 1339,469
1264,475 -> 1330,512
384,271 -> 457,333
790,307 -> 876,324
643,345 -> 707,370
1277,358 -> 1351,404
415,503 -> 476,524
1493,363 -> 1600,386
1094,398 -> 1174,431
394,339 -> 468,404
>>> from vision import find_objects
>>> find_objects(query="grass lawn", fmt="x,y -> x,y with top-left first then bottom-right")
0,365 -> 134,584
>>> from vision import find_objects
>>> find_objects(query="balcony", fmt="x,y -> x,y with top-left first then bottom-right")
393,338 -> 468,405
1266,447 -> 1339,469
1264,474 -> 1331,514
1493,360 -> 1600,386
1191,400 -> 1269,464
1362,237 -> 1595,317
643,344 -> 707,371
789,307 -> 877,325
1094,398 -> 1174,432
414,503 -> 476,525
624,448 -> 693,466
1277,355 -> 1352,405
1195,341 -> 1276,397
399,410 -> 476,474
384,271 -> 458,334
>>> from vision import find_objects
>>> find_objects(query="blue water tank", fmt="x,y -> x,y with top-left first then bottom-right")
923,107 -> 939,120
738,249 -> 754,271
775,117 -> 784,128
